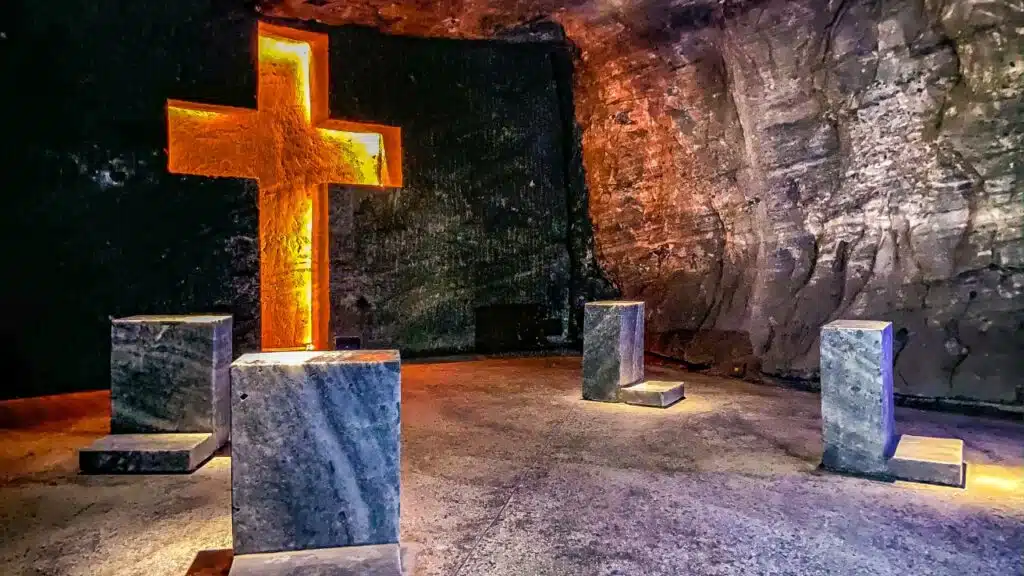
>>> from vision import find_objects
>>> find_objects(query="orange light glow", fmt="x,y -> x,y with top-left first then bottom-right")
166,22 -> 402,351
968,464 -> 1024,495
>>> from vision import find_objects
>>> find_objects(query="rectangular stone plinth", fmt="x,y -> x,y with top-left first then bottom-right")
583,301 -> 644,402
820,320 -> 896,476
888,434 -> 965,487
228,544 -> 410,576
110,315 -> 232,446
620,381 -> 684,407
79,433 -> 219,474
230,350 -> 401,556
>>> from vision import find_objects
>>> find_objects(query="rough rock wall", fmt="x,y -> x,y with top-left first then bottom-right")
720,0 -> 1024,403
265,0 -> 1024,404
324,29 -> 596,354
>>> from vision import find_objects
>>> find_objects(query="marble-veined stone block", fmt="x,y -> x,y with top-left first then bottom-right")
80,314 -> 232,474
582,301 -> 644,402
820,320 -> 895,476
110,314 -> 232,445
230,350 -> 401,556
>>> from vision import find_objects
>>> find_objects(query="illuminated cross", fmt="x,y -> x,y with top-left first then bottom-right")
166,22 -> 402,351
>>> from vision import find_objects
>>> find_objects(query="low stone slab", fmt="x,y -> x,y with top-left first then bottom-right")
620,381 -> 684,407
583,301 -> 644,402
820,320 -> 895,477
887,434 -> 965,487
228,544 -> 410,576
79,432 -> 219,474
230,350 -> 401,556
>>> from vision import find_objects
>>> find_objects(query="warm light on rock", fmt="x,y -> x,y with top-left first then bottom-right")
257,0 -> 1024,404
166,21 -> 402,351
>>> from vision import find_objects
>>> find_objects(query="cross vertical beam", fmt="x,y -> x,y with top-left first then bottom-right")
166,22 -> 402,351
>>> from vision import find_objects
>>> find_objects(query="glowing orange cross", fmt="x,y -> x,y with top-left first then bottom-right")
166,22 -> 401,351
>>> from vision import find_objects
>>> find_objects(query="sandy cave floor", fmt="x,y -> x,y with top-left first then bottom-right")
1,356 -> 1022,576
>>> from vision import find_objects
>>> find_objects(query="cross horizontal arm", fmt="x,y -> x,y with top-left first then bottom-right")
167,100 -> 259,180
319,119 -> 402,188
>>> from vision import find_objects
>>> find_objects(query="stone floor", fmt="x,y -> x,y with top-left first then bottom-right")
1,357 -> 1023,576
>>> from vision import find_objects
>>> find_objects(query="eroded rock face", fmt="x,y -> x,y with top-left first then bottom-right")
264,0 -> 1023,404
718,0 -> 1024,402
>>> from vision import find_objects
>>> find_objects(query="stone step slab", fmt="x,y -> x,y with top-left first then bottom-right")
620,380 -> 685,407
887,434 -> 965,487
79,432 -> 219,474
819,319 -> 895,477
228,543 -> 415,576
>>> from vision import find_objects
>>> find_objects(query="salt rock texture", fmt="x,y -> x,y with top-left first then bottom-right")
263,0 -> 1024,404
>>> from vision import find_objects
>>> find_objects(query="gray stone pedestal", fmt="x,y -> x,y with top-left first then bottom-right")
820,319 -> 965,487
228,350 -> 407,575
582,301 -> 645,402
79,314 -> 232,474
820,320 -> 895,476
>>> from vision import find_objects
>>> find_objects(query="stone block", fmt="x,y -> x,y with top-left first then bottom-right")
228,544 -> 410,576
820,320 -> 895,476
230,350 -> 401,556
620,381 -> 685,407
110,315 -> 232,446
887,434 -> 965,487
79,433 -> 219,474
582,301 -> 644,402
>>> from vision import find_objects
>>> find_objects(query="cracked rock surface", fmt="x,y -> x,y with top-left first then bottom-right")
265,0 -> 1023,404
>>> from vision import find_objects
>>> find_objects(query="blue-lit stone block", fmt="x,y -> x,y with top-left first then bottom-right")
79,314 -> 232,474
79,433 -> 220,474
110,314 -> 232,445
230,350 -> 401,556
820,320 -> 895,476
582,301 -> 644,402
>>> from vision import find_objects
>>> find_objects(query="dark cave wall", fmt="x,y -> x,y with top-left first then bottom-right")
323,27 -> 608,355
0,1 -> 262,400
0,2 -> 606,399
266,0 -> 1024,405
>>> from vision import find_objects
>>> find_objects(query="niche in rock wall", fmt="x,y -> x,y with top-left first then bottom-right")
326,25 -> 595,355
